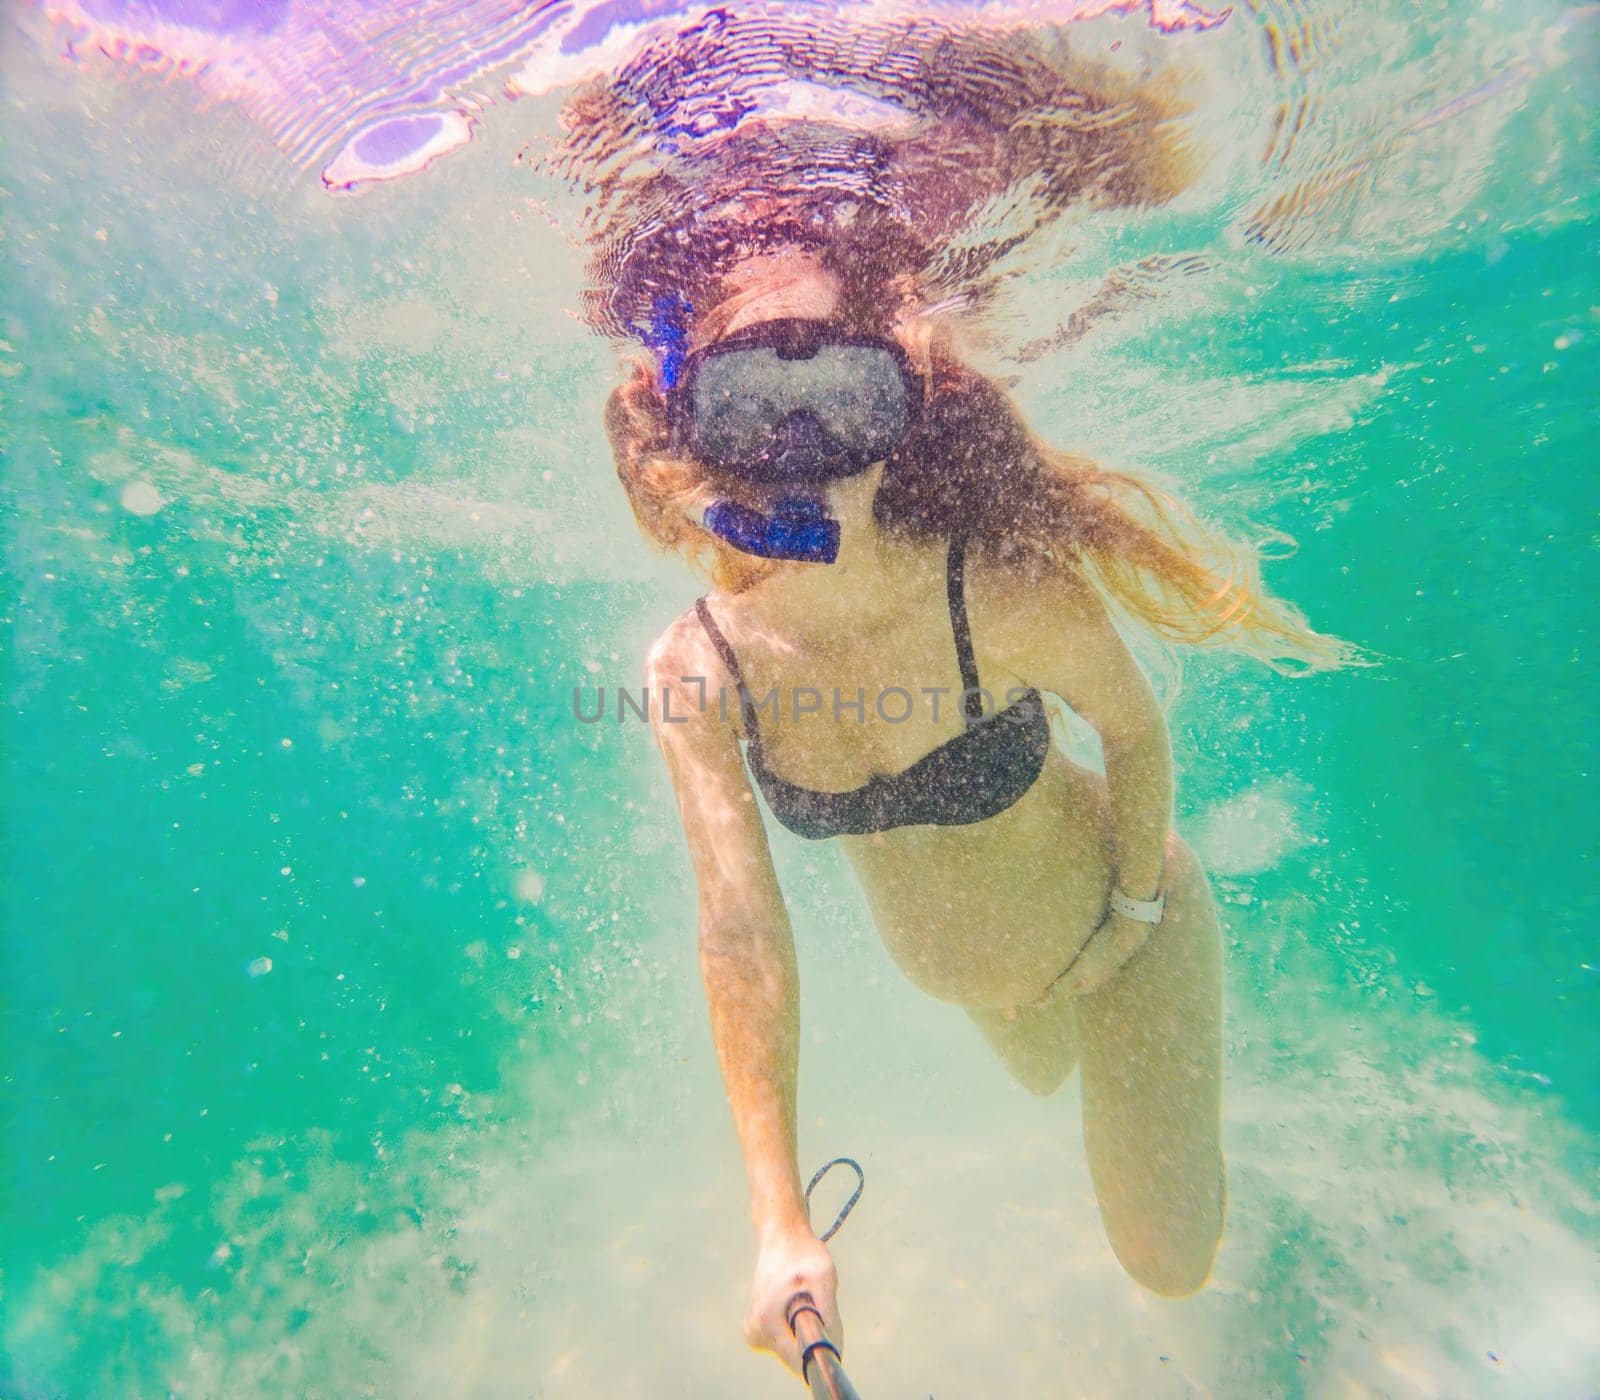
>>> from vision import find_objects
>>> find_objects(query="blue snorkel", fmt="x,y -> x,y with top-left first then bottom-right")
701,494 -> 841,564
699,408 -> 843,563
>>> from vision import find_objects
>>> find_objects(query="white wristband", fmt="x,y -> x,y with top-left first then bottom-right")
1109,886 -> 1167,925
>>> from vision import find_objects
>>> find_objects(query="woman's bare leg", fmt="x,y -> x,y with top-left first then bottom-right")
1073,832 -> 1226,1296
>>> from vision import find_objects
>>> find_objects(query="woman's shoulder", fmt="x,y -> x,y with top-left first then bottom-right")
645,595 -> 754,713
645,599 -> 755,747
646,598 -> 724,686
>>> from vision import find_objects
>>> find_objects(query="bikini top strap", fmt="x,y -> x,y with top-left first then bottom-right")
946,535 -> 985,725
693,596 -> 762,742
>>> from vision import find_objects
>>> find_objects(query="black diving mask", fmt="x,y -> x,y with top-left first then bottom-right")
669,318 -> 924,485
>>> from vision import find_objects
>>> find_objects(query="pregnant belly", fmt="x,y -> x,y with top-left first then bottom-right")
844,762 -> 1114,1007
868,876 -> 1104,1006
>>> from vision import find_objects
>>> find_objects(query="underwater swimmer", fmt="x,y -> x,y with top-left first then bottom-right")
605,246 -> 1351,1380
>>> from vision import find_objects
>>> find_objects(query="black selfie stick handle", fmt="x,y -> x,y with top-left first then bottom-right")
786,1292 -> 863,1400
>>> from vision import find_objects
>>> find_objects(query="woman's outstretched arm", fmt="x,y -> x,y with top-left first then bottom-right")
645,616 -> 840,1376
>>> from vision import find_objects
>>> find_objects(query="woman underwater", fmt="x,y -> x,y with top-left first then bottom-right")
601,239 -> 1355,1380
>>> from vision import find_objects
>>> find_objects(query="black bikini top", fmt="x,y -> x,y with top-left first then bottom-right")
693,535 -> 1053,841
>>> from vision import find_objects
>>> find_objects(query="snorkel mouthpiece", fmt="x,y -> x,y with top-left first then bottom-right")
701,495 -> 840,564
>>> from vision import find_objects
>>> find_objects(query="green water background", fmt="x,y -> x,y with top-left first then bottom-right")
2,12 -> 1597,1396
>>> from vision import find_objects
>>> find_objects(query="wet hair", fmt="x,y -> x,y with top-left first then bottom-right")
585,19 -> 1360,671
561,18 -> 1201,343
604,335 -> 1361,673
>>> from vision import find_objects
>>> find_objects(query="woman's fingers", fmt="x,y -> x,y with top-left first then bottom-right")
772,1307 -> 807,1376
763,1290 -> 843,1377
1064,913 -> 1151,997
814,1278 -> 845,1362
746,1295 -> 801,1373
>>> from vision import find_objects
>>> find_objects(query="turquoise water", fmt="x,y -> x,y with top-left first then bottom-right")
3,3 -> 1598,1396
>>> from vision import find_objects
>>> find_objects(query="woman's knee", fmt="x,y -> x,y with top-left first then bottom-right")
1108,1198 -> 1224,1297
1012,1055 -> 1074,1098
967,1003 -> 1078,1096
1105,1159 -> 1227,1297
1115,1231 -> 1221,1298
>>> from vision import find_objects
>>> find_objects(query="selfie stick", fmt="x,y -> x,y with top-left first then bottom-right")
784,1157 -> 867,1398
785,1291 -> 863,1400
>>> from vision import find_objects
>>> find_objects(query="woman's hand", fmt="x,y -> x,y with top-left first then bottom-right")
1035,909 -> 1153,1003
745,1223 -> 841,1377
